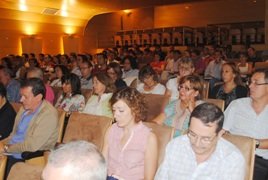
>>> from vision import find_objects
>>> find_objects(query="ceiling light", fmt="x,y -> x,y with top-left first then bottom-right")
19,4 -> 28,11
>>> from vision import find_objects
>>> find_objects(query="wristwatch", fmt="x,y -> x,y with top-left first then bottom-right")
256,140 -> 260,148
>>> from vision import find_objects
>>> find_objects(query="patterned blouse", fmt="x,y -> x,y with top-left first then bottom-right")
164,100 -> 203,137
55,94 -> 85,113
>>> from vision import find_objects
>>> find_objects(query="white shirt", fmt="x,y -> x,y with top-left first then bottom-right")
204,60 -> 225,80
50,78 -> 62,87
122,69 -> 139,79
137,83 -> 166,95
83,93 -> 113,118
155,135 -> 245,180
224,97 -> 268,159
166,77 -> 179,101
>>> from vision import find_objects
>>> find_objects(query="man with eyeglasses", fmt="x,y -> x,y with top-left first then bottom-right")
155,103 -> 245,180
223,68 -> 268,180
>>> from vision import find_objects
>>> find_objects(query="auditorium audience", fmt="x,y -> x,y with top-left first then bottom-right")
55,73 -> 85,113
0,83 -> 16,141
154,75 -> 203,137
223,68 -> 268,180
102,87 -> 158,180
137,65 -> 166,95
155,103 -> 245,180
209,62 -> 248,109
83,73 -> 115,118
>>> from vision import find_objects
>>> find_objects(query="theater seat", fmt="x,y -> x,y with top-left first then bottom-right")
7,162 -> 43,180
205,98 -> 225,111
223,133 -> 255,180
143,94 -> 169,122
63,113 -> 113,151
144,122 -> 174,166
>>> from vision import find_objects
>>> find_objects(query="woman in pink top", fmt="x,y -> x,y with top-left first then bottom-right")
102,87 -> 158,180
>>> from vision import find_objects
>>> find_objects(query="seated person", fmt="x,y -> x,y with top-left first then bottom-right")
165,58 -> 195,102
237,53 -> 253,82
154,75 -> 203,137
49,65 -> 69,87
83,73 -> 115,118
204,50 -> 225,92
26,67 -> 55,104
79,58 -> 93,89
122,56 -> 139,80
209,62 -> 248,109
0,83 -> 16,141
223,69 -> 268,180
0,65 -> 20,103
0,78 -> 59,177
107,62 -> 127,90
155,103 -> 245,180
137,65 -> 166,95
150,52 -> 165,74
42,140 -> 107,180
55,73 -> 85,113
102,87 -> 158,180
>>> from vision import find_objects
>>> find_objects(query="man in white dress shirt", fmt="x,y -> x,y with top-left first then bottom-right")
155,103 -> 245,180
224,68 -> 268,180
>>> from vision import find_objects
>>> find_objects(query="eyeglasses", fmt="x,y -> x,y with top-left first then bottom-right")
187,130 -> 217,145
249,80 -> 268,86
177,85 -> 193,92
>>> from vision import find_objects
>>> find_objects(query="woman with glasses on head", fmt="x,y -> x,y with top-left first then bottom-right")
55,73 -> 85,113
165,58 -> 195,102
102,87 -> 158,180
137,65 -> 166,95
209,62 -> 248,109
153,75 -> 203,137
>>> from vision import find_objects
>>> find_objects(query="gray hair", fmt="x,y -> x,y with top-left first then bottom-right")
45,140 -> 107,180
27,67 -> 44,80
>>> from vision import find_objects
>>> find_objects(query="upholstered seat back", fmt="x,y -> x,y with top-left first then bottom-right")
7,162 -> 43,180
63,113 -> 113,151
144,122 -> 174,166
0,155 -> 7,180
143,94 -> 169,122
223,133 -> 255,180
205,98 -> 225,111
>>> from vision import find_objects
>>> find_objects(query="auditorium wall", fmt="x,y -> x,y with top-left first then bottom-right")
83,0 -> 265,52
